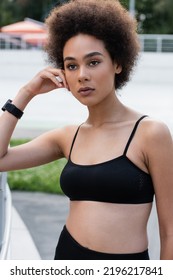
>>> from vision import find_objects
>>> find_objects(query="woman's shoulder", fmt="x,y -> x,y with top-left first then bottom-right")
127,108 -> 171,141
49,124 -> 81,145
141,117 -> 172,139
139,117 -> 173,153
61,123 -> 82,136
43,124 -> 82,160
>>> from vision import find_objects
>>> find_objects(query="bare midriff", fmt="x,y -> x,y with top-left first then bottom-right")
66,201 -> 152,254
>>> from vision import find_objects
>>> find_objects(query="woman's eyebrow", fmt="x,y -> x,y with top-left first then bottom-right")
64,52 -> 104,62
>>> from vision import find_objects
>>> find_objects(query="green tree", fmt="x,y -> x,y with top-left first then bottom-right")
1,0 -> 173,34
153,0 -> 173,34
120,0 -> 173,34
128,0 -> 173,34
0,0 -> 68,27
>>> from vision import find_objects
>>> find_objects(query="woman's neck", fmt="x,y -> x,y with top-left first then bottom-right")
86,94 -> 127,127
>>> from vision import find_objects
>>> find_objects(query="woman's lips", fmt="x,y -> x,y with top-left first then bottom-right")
78,87 -> 95,96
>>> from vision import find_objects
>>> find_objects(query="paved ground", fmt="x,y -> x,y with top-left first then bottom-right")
12,191 -> 69,260
10,206 -> 41,260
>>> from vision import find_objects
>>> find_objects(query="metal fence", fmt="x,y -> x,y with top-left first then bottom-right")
139,34 -> 173,52
0,33 -> 173,52
0,33 -> 43,50
0,172 -> 11,259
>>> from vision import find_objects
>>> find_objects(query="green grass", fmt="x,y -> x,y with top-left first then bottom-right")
8,139 -> 67,194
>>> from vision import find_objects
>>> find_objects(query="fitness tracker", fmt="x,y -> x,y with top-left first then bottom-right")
2,99 -> 23,119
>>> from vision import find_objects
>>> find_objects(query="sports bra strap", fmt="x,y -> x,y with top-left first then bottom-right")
69,124 -> 83,158
69,116 -> 148,158
123,115 -> 148,156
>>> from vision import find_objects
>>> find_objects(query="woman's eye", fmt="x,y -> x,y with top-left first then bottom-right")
89,60 -> 100,67
66,64 -> 77,70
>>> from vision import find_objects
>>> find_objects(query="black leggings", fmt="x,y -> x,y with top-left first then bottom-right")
54,226 -> 150,260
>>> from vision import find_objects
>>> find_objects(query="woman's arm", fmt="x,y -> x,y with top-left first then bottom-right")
0,67 -> 68,171
144,120 -> 173,260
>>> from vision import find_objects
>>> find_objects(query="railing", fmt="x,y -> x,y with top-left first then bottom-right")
0,33 -> 173,52
0,172 -> 12,259
139,34 -> 173,52
0,33 -> 44,50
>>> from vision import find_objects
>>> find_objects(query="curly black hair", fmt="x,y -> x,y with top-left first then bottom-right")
45,0 -> 140,89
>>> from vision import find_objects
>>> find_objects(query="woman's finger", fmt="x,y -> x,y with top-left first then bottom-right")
46,68 -> 69,89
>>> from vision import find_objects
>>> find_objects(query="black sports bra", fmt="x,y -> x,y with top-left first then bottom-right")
60,116 -> 154,204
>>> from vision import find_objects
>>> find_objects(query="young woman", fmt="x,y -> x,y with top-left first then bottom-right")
0,0 -> 173,260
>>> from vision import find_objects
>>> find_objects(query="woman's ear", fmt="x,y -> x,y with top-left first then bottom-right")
115,64 -> 122,74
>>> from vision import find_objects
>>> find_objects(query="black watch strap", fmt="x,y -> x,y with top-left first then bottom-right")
2,99 -> 24,119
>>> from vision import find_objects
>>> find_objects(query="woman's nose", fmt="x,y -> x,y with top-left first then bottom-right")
78,66 -> 90,83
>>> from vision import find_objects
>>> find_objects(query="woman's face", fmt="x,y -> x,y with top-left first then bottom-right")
63,34 -> 121,107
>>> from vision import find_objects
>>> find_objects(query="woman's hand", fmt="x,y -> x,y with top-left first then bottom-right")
23,67 -> 69,97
